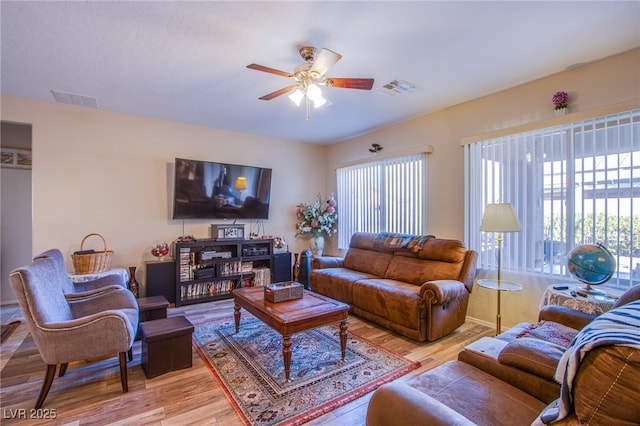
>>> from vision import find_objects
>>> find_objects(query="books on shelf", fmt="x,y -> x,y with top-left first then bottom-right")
178,248 -> 194,282
174,239 -> 277,306
181,280 -> 235,299
252,267 -> 271,287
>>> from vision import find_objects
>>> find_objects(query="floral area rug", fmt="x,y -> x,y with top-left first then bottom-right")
193,315 -> 420,426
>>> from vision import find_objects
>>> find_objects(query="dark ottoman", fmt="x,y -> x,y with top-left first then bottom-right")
140,316 -> 194,378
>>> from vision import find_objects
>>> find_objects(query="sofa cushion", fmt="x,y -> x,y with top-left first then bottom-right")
415,238 -> 468,262
385,256 -> 464,286
352,278 -> 422,330
384,238 -> 467,285
498,337 -> 565,380
343,248 -> 393,277
309,268 -> 377,305
408,361 -> 545,425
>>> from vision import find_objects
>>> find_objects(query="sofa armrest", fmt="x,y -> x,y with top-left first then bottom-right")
366,382 -> 476,426
497,337 -> 565,380
420,280 -> 467,305
538,305 -> 595,330
311,256 -> 344,269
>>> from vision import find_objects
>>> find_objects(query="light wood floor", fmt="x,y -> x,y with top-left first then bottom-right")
0,300 -> 492,425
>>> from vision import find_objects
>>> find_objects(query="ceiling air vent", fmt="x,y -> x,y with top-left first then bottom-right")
376,79 -> 416,96
51,90 -> 98,108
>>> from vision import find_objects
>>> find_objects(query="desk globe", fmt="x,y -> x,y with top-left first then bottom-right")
567,243 -> 616,295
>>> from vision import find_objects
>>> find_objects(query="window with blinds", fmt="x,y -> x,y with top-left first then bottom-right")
466,109 -> 640,289
336,153 -> 427,250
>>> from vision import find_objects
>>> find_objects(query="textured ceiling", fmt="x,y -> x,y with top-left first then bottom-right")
1,1 -> 639,144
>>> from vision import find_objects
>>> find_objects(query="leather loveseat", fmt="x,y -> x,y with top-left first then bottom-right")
309,232 -> 477,342
366,300 -> 640,426
457,284 -> 640,403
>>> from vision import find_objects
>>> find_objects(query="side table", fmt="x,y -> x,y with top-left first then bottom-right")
540,284 -> 618,315
477,279 -> 522,336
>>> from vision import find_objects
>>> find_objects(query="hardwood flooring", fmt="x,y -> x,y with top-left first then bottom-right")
0,300 -> 492,425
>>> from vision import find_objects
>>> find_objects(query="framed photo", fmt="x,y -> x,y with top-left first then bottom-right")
211,224 -> 245,240
1,147 -> 32,169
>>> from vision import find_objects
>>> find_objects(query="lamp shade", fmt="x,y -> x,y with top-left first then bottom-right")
234,177 -> 247,190
480,203 -> 521,233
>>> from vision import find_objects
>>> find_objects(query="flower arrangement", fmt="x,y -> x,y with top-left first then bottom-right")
552,91 -> 569,110
295,193 -> 337,238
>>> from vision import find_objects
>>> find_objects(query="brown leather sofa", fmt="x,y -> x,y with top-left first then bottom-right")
310,232 -> 477,342
458,285 -> 640,403
366,300 -> 640,426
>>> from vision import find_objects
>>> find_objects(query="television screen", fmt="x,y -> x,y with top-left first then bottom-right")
173,158 -> 272,220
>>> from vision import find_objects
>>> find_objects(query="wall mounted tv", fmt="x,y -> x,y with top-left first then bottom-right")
173,158 -> 272,220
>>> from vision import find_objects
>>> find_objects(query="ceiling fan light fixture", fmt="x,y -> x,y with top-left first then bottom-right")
312,94 -> 327,109
288,88 -> 304,106
306,83 -> 322,101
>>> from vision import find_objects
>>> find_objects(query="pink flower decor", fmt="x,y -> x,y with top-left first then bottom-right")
552,91 -> 569,110
295,193 -> 338,238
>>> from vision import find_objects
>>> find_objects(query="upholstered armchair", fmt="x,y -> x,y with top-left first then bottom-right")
34,248 -> 126,298
9,257 -> 139,409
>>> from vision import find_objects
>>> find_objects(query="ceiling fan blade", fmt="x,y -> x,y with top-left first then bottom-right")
258,85 -> 299,100
325,78 -> 374,90
310,48 -> 342,77
247,63 -> 292,78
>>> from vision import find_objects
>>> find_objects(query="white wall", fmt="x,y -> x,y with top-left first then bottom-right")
0,98 -> 327,297
327,48 -> 640,328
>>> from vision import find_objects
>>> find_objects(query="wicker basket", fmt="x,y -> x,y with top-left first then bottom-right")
264,281 -> 303,303
71,233 -> 114,275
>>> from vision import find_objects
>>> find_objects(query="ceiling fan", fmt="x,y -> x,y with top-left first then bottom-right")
247,46 -> 374,120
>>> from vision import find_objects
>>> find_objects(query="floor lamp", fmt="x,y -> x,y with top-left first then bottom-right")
479,203 -> 521,334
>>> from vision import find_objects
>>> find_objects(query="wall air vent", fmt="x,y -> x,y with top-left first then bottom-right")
51,90 -> 98,108
375,80 -> 416,96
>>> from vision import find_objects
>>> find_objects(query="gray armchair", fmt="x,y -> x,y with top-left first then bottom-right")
34,248 -> 126,298
9,256 -> 139,409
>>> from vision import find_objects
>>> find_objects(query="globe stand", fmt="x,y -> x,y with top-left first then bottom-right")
567,243 -> 616,298
579,283 -> 606,296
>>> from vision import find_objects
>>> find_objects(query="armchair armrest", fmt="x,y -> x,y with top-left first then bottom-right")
64,284 -> 126,301
37,311 -> 136,364
420,280 -> 467,305
367,382 -> 476,426
68,287 -> 138,317
311,256 -> 344,269
538,305 -> 595,330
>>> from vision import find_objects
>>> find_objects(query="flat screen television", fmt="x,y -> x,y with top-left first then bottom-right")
173,158 -> 272,220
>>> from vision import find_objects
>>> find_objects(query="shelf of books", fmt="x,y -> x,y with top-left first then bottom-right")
174,238 -> 274,306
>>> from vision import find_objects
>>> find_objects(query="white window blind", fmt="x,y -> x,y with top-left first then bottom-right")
336,153 -> 427,250
466,109 -> 640,289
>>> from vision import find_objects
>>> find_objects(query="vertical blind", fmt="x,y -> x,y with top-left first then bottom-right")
336,153 -> 427,250
466,109 -> 640,289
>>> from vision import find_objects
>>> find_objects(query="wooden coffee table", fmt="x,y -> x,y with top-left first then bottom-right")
233,286 -> 349,382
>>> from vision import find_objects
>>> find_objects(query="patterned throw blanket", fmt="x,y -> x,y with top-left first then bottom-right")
540,300 -> 640,424
373,232 -> 433,253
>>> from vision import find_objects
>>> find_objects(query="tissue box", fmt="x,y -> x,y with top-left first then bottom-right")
264,281 -> 303,303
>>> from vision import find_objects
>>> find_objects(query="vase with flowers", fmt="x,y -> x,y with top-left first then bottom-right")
552,91 -> 569,115
295,193 -> 337,257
